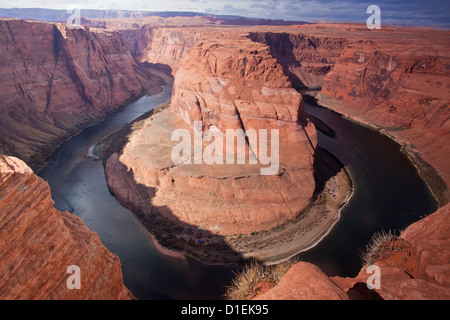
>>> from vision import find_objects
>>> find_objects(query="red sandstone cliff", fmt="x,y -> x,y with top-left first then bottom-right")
116,23 -> 450,207
243,25 -> 449,206
248,31 -> 347,89
170,35 -> 317,169
0,154 -> 132,299
120,26 -> 201,71
81,22 -> 450,200
2,16 -> 447,297
0,19 -> 164,169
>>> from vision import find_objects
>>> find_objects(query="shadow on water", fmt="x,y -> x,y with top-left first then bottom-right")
101,112 -> 247,268
299,94 -> 438,277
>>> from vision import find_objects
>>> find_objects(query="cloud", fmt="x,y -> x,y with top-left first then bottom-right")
0,0 -> 448,27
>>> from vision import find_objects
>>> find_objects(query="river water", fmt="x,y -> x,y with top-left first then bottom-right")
302,102 -> 438,276
38,83 -> 438,299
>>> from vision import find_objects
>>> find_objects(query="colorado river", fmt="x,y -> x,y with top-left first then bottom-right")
38,82 -> 438,299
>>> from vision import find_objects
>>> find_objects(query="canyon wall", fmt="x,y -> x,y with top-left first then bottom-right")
248,31 -> 347,89
75,21 -> 449,207
314,26 -> 450,203
0,155 -> 132,299
120,26 -> 202,71
118,25 -> 346,87
0,19 -> 164,169
245,26 -> 450,299
246,25 -> 450,204
1,17 -> 448,297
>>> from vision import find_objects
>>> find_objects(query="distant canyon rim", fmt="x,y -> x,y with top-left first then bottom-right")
0,13 -> 449,299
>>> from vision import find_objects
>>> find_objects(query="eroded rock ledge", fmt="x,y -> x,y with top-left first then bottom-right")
0,155 -> 132,299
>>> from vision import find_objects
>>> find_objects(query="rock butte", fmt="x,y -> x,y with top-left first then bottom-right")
0,155 -> 132,299
105,34 -> 318,237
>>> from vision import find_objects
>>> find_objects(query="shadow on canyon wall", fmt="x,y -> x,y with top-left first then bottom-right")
248,32 -> 307,89
141,62 -> 173,76
346,282 -> 384,300
299,94 -> 348,200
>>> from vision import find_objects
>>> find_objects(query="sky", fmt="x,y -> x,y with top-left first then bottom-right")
0,0 -> 449,27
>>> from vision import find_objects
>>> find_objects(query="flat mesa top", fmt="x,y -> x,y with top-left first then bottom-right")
128,109 -> 264,178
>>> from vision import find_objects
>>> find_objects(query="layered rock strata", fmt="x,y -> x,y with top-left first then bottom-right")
120,26 -> 201,71
246,25 -> 450,204
312,26 -> 450,203
0,155 -> 132,299
0,19 -> 164,169
248,31 -> 347,89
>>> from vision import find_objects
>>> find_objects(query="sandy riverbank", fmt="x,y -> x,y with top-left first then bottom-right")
222,150 -> 353,264
149,234 -> 187,261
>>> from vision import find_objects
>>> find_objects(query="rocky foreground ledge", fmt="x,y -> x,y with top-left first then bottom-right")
253,204 -> 450,300
0,155 -> 132,299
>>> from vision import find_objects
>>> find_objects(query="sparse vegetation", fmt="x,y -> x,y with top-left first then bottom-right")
225,258 -> 299,300
152,101 -> 170,115
360,229 -> 397,266
403,147 -> 448,206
